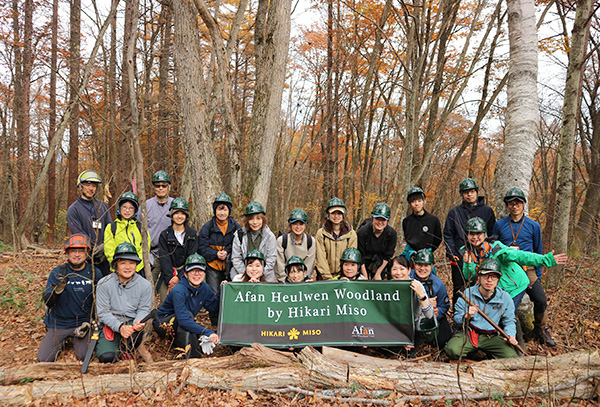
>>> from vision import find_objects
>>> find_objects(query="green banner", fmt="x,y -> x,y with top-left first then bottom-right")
218,281 -> 416,347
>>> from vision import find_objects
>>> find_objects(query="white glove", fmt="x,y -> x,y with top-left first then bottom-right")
200,335 -> 216,355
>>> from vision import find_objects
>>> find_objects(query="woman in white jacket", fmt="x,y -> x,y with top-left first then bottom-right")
230,201 -> 277,282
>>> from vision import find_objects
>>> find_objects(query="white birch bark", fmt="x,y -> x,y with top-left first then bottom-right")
493,0 -> 539,218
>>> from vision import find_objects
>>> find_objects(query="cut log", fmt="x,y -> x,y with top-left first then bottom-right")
0,345 -> 598,406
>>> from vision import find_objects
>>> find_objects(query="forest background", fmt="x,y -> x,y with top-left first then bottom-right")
0,0 -> 599,289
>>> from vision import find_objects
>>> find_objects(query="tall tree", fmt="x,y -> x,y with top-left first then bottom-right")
47,0 -> 60,245
492,0 -> 539,218
244,0 -> 292,206
549,0 -> 594,286
67,0 -> 82,209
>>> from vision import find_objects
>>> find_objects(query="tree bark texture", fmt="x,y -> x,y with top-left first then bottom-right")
493,0 -> 539,219
550,0 -> 594,276
0,346 -> 598,405
67,0 -> 81,211
244,0 -> 292,207
171,0 -> 224,222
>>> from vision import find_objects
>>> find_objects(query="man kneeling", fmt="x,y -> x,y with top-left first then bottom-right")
154,254 -> 219,358
445,258 -> 519,359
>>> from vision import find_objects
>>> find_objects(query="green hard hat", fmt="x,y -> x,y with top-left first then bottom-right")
77,170 -> 102,187
285,256 -> 307,271
112,242 -> 141,266
117,191 -> 139,216
504,187 -> 527,204
170,197 -> 189,216
214,193 -> 232,205
288,208 -> 308,224
152,170 -> 171,184
340,247 -> 362,264
459,177 -> 478,192
407,187 -> 425,201
478,258 -> 502,277
465,217 -> 487,234
185,253 -> 207,272
414,249 -> 434,265
371,203 -> 391,220
245,249 -> 266,265
245,201 -> 265,216
326,197 -> 346,214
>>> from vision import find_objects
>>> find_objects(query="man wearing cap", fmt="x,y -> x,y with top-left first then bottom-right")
66,170 -> 112,276
96,242 -> 153,363
274,209 -> 316,282
38,234 -> 101,362
154,254 -> 219,358
445,258 -> 519,360
146,171 -> 174,294
402,187 -> 442,260
357,203 -> 397,280
492,188 -> 556,346
443,178 -> 496,301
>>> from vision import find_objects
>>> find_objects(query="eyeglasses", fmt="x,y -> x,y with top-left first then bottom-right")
121,205 -> 135,211
154,184 -> 169,189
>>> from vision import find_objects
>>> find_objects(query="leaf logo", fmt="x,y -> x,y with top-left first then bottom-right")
288,327 -> 300,340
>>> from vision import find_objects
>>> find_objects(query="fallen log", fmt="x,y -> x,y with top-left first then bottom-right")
0,345 -> 598,405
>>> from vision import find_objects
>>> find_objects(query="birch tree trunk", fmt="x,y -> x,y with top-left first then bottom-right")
549,0 -> 593,286
171,0 -> 223,222
492,0 -> 539,218
245,0 -> 292,206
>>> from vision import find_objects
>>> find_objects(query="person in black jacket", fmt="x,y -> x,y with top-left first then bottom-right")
197,193 -> 241,325
357,203 -> 397,280
158,198 -> 198,305
402,187 -> 442,259
443,178 -> 496,302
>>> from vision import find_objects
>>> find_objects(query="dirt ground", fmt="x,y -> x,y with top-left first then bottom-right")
1,250 -> 599,405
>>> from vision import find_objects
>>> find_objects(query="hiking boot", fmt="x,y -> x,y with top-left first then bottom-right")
74,322 -> 90,338
533,326 -> 556,347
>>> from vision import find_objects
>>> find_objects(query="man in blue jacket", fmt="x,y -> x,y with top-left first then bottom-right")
38,234 -> 101,362
154,254 -> 220,358
492,188 -> 556,346
445,258 -> 519,359
443,178 -> 495,302
66,170 -> 111,276
408,249 -> 452,357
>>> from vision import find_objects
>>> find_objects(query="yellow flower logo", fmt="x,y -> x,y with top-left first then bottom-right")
288,328 -> 300,340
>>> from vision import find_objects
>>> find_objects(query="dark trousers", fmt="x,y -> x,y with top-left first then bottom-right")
37,327 -> 90,362
205,265 -> 224,326
528,278 -> 548,327
174,326 -> 204,359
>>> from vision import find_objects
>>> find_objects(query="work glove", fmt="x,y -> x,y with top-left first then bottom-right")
74,322 -> 91,338
199,335 -> 216,355
54,277 -> 69,294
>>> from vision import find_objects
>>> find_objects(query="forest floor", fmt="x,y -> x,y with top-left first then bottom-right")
0,250 -> 599,406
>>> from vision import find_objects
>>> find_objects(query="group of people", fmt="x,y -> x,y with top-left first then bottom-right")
38,170 -> 566,364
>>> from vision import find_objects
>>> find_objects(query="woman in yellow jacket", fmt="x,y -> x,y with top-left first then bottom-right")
315,197 -> 358,280
104,191 -> 151,276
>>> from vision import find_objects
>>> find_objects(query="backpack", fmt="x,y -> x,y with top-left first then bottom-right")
280,232 -> 313,251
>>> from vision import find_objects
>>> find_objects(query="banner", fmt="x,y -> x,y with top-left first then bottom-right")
218,280 -> 416,347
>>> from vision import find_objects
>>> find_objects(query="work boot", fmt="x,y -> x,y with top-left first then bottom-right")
533,326 -> 556,347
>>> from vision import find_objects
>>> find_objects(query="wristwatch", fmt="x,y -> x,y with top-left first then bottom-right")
419,295 -> 427,301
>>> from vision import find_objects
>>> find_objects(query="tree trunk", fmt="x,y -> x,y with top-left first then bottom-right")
0,347 -> 598,405
157,3 -> 172,173
549,0 -> 593,286
171,0 -> 224,222
67,0 -> 81,211
492,0 -> 539,219
46,0 -> 59,246
244,0 -> 292,207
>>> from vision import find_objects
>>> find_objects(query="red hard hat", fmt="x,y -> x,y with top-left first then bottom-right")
64,234 -> 91,251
